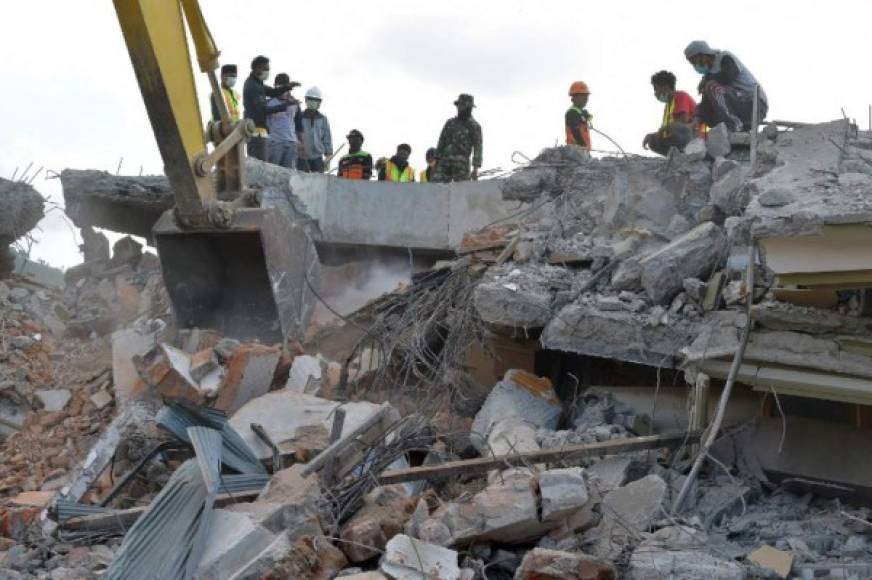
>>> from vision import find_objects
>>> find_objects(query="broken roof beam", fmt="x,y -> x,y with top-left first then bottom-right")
60,169 -> 174,240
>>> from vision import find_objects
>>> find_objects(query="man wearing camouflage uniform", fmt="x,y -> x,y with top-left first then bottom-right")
433,94 -> 482,182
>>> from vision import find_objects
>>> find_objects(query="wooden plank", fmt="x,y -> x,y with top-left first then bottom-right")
60,490 -> 260,532
377,431 -> 701,485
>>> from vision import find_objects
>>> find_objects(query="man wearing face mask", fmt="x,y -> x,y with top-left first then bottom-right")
243,55 -> 298,162
643,70 -> 697,156
297,87 -> 333,173
685,41 -> 768,133
266,73 -> 303,169
379,144 -> 415,182
433,94 -> 482,182
211,64 -> 241,123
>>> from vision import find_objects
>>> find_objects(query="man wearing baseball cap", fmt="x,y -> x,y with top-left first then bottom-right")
433,94 -> 483,182
337,129 -> 373,180
684,40 -> 768,132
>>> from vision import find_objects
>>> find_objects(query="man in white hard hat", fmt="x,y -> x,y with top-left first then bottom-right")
297,86 -> 333,172
684,40 -> 768,133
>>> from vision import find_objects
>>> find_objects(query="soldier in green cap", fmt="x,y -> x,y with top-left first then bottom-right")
433,93 -> 483,182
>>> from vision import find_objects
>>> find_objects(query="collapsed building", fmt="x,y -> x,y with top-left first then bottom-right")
3,119 -> 872,579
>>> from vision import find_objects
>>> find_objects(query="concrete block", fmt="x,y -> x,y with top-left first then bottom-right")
539,468 -> 589,523
214,344 -> 281,414
228,533 -> 291,580
111,320 -> 164,407
380,534 -> 460,580
515,548 -> 616,580
286,355 -> 322,394
628,548 -> 745,580
340,486 -> 417,563
683,138 -> 707,160
425,472 -> 550,546
89,390 -> 113,410
197,509 -> 277,580
35,389 -> 71,412
190,348 -> 219,382
709,166 -> 748,216
706,123 -> 732,158
639,222 -> 728,305
747,544 -> 792,578
471,369 -> 561,456
757,187 -> 794,208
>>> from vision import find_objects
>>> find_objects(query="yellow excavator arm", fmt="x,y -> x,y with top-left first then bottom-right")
113,0 -> 249,227
111,0 -> 319,345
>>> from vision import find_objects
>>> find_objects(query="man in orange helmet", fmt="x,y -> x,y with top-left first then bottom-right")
566,81 -> 592,150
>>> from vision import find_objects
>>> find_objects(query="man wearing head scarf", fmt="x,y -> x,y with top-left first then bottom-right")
684,40 -> 768,132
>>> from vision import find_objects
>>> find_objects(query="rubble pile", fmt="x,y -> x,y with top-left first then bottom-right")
5,119 -> 872,579
0,178 -> 45,276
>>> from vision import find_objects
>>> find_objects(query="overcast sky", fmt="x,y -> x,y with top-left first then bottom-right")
3,0 -> 872,269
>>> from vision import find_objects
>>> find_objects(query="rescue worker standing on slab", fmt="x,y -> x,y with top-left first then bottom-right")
243,55 -> 297,162
643,70 -> 697,156
337,129 -> 373,180
433,94 -> 482,182
212,64 -> 241,123
266,73 -> 303,169
685,40 -> 768,132
379,144 -> 415,182
419,148 -> 437,183
566,81 -> 592,150
297,86 -> 333,173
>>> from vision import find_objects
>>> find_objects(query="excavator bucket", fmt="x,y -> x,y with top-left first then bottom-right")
153,207 -> 320,344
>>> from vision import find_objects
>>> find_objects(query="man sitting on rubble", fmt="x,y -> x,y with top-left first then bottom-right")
643,70 -> 697,156
379,144 -> 415,182
337,129 -> 373,180
685,40 -> 768,132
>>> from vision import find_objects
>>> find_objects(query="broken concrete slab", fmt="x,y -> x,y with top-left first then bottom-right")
473,280 -> 554,330
34,389 -> 71,412
639,222 -> 728,304
709,166 -> 749,216
228,391 -> 387,461
380,534 -> 460,580
542,305 -> 699,368
627,547 -> 746,580
286,354 -> 322,394
514,548 -> 616,580
538,468 -> 589,523
585,474 -> 667,560
197,509 -> 277,580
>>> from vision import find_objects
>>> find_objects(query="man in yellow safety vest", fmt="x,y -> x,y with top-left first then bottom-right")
379,144 -> 415,182
212,64 -> 241,123
419,148 -> 437,183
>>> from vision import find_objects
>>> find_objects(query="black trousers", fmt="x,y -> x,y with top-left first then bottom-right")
697,81 -> 768,132
247,136 -> 270,162
648,123 -> 694,156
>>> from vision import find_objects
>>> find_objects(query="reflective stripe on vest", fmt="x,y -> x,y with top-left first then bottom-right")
565,106 -> 591,150
222,87 -> 241,122
338,151 -> 370,180
661,97 -> 676,130
419,168 -> 429,183
386,161 -> 415,183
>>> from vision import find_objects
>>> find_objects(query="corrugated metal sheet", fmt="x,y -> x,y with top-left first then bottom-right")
157,403 -> 265,474
53,498 -> 112,523
218,473 -> 270,494
105,460 -> 207,580
185,426 -> 222,579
